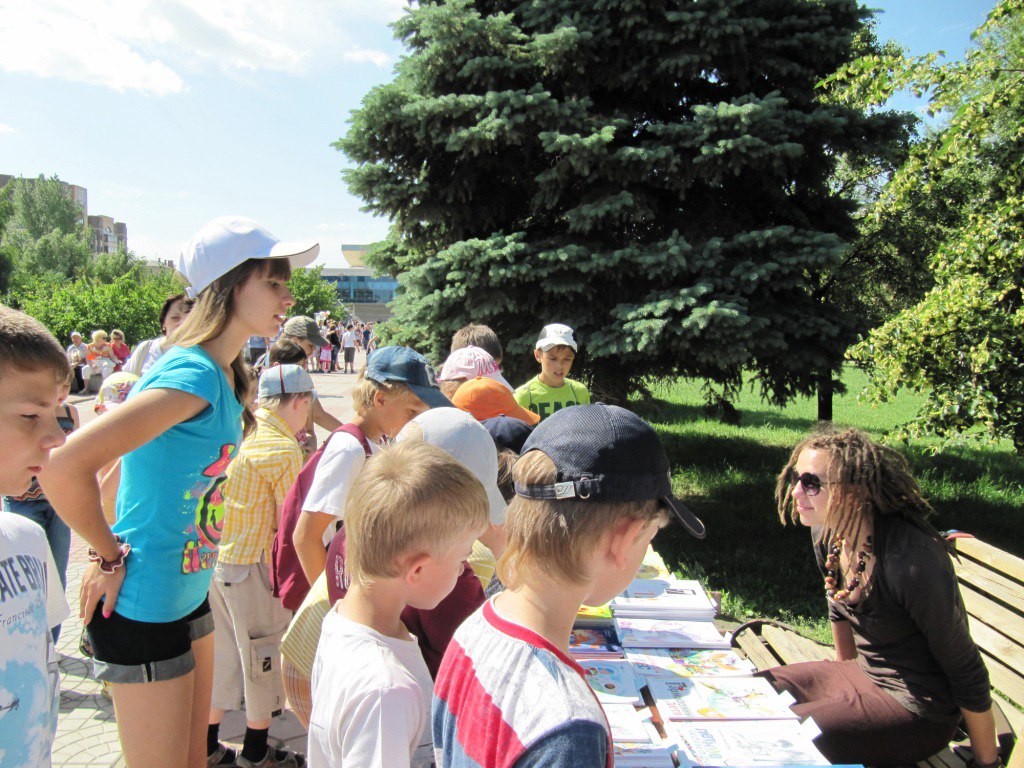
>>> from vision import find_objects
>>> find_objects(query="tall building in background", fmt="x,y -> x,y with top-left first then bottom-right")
320,244 -> 398,322
0,173 -> 127,255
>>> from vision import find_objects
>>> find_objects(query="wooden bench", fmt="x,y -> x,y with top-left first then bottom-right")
732,536 -> 1024,768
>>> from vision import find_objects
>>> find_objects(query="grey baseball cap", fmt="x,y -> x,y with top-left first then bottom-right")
283,316 -> 330,348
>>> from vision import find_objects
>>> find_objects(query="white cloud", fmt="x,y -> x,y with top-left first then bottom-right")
0,0 -> 406,94
0,124 -> 15,135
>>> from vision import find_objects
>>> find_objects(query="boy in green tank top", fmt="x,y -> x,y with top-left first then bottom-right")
514,323 -> 591,421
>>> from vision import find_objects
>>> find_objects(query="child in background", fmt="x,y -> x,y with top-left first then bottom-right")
514,323 -> 590,421
432,404 -> 706,768
286,347 -> 449,597
308,440 -> 489,768
0,305 -> 72,767
208,365 -> 314,768
318,344 -> 332,373
450,324 -> 503,368
2,370 -> 78,642
437,346 -> 512,401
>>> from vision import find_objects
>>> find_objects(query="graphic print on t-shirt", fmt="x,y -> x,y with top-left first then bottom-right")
0,517 -> 68,768
181,443 -> 237,574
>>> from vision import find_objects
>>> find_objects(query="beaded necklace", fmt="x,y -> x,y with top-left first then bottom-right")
824,534 -> 873,603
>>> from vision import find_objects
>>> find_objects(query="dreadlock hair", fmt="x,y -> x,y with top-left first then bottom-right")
775,427 -> 948,554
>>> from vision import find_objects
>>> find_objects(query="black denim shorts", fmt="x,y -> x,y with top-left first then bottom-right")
87,597 -> 214,684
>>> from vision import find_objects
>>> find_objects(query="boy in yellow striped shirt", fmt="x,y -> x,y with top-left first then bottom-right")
208,364 -> 314,768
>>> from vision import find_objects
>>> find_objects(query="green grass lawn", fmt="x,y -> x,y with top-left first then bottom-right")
632,369 -> 1024,643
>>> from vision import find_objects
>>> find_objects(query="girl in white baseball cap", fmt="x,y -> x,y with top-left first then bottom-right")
40,216 -> 318,768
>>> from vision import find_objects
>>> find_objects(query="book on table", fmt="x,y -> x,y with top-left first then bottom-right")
569,627 -> 623,658
602,702 -> 655,743
624,648 -> 756,679
611,577 -> 717,620
614,617 -> 731,649
669,720 -> 827,766
575,601 -> 614,628
648,677 -> 798,721
579,658 -> 645,705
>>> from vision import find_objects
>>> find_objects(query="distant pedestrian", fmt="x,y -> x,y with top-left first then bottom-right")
67,331 -> 88,392
341,324 -> 357,373
109,329 -> 130,369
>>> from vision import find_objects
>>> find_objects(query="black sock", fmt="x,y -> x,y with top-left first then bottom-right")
207,723 -> 220,756
241,727 -> 270,764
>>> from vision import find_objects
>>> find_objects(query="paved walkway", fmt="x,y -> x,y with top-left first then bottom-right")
53,365 -> 360,766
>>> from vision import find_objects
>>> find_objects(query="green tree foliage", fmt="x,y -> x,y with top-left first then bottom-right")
846,0 -> 1024,450
339,0 -> 906,400
1,175 -> 93,292
287,265 -> 342,320
19,269 -> 185,348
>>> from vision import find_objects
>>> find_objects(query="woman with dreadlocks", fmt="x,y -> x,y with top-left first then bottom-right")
764,428 -> 999,768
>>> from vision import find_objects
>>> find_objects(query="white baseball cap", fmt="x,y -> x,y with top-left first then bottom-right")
258,364 -> 314,400
536,323 -> 577,352
438,346 -> 512,391
397,408 -> 507,525
179,216 -> 320,298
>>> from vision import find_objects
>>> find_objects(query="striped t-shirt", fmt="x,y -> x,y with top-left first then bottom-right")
432,599 -> 612,768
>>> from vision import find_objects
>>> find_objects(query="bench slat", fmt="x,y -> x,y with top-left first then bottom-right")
956,558 -> 1024,615
993,690 -> 1024,738
957,539 -> 1024,585
961,585 -> 1024,647
733,630 -> 780,671
762,625 -> 835,665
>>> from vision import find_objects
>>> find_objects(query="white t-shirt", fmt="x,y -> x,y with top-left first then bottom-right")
342,331 -> 356,349
0,513 -> 70,768
309,608 -> 434,768
302,433 -> 380,546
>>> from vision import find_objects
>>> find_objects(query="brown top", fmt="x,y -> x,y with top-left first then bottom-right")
813,515 -> 991,721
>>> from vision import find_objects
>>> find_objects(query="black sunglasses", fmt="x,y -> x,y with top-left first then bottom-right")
786,469 -> 836,497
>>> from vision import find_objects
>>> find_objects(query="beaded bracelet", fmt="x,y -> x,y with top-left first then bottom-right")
87,537 -> 131,574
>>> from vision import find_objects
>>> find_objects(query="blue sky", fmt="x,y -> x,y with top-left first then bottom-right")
0,1 -> 995,269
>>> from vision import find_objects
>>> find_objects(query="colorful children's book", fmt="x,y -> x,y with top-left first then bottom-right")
611,578 -> 716,619
579,659 -> 645,705
576,601 -> 614,628
670,720 -> 827,766
648,677 -> 798,721
612,723 -> 677,767
636,546 -> 671,580
624,648 -> 755,679
614,617 -> 730,649
569,627 -> 623,658
602,703 -> 653,743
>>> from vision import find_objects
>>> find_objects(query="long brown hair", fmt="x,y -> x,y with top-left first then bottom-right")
167,257 -> 291,437
775,427 -> 947,552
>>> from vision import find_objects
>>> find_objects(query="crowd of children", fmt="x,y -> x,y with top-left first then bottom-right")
1,214 -> 999,768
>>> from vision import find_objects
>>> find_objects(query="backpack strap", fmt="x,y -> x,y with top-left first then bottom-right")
334,423 -> 373,458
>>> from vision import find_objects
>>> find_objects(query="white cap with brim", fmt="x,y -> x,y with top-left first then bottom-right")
536,323 -> 578,352
397,408 -> 508,525
179,215 -> 320,299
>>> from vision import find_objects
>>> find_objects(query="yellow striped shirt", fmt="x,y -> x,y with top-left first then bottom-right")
219,408 -> 303,565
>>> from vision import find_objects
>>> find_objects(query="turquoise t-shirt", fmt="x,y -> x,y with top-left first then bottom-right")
113,345 -> 243,622
513,376 -> 591,421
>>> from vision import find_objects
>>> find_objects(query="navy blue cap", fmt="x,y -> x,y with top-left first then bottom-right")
482,415 -> 534,454
365,346 -> 452,409
514,403 -> 705,539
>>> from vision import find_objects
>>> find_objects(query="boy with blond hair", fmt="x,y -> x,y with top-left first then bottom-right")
432,404 -> 706,768
0,306 -> 71,767
308,440 -> 488,768
513,323 -> 590,421
208,364 -> 315,767
450,324 -> 503,367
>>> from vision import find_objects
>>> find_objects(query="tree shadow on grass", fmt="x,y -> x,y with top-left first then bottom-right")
636,398 -> 818,433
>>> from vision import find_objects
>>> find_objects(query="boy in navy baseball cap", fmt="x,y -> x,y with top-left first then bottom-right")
433,403 -> 704,768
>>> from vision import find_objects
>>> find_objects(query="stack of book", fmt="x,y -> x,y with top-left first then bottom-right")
568,547 -> 843,767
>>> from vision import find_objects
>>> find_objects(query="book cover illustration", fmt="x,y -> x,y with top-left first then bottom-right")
671,720 -> 827,766
611,578 -> 716,618
568,627 -> 623,657
624,648 -> 755,679
649,677 -> 798,721
579,659 -> 644,705
614,617 -> 730,649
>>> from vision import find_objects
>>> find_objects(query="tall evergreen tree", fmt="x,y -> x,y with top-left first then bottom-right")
340,0 -> 905,403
